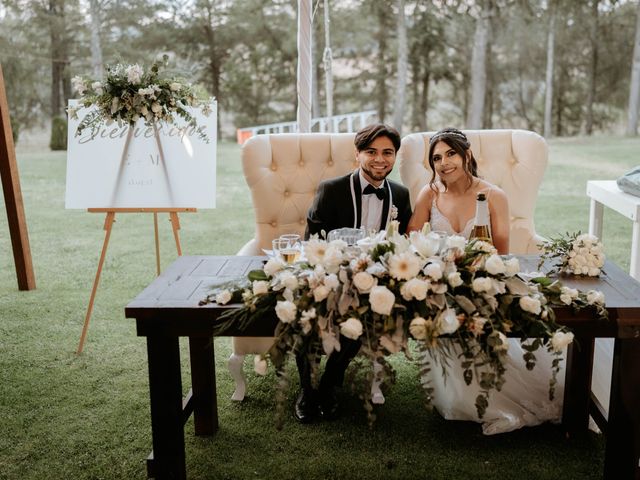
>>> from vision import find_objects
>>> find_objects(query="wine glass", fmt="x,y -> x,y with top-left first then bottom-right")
275,235 -> 302,264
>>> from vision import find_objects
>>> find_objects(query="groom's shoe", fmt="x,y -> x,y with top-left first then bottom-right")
294,389 -> 319,424
319,386 -> 340,420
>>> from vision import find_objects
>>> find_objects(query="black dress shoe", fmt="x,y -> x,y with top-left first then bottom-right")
319,387 -> 339,420
294,389 -> 319,423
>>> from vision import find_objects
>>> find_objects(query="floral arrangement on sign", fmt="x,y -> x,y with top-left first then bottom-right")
204,226 -> 608,426
538,232 -> 605,277
69,55 -> 212,141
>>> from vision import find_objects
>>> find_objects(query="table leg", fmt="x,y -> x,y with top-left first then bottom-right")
147,334 -> 186,480
562,334 -> 594,434
589,198 -> 604,239
630,222 -> 640,281
604,338 -> 640,480
189,336 -> 219,435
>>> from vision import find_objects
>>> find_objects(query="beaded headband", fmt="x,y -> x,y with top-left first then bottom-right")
429,129 -> 468,145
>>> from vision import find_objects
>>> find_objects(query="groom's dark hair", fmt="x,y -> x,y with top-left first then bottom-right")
354,124 -> 401,153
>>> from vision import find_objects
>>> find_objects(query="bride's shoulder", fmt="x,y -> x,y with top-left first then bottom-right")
477,181 -> 506,199
416,183 -> 441,203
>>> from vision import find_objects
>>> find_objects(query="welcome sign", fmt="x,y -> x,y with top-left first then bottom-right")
65,100 -> 217,209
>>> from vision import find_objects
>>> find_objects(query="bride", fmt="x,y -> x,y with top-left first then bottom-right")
406,127 -> 564,435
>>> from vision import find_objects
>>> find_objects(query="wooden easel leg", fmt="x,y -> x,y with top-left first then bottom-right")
153,212 -> 161,276
169,212 -> 183,256
76,212 -> 116,354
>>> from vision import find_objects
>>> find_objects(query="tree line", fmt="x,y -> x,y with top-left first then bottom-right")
1,0 -> 639,141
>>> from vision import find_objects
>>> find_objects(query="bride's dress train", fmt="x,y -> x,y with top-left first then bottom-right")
426,339 -> 565,435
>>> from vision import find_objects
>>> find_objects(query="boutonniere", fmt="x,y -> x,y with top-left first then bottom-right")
390,204 -> 398,220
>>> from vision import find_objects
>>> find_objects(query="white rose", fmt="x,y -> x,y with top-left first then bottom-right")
324,273 -> 340,290
252,280 -> 269,295
504,257 -> 520,277
340,317 -> 363,340
519,296 -> 542,315
588,267 -> 601,277
313,284 -> 330,302
551,331 -> 574,352
278,271 -> 299,291
586,289 -> 605,305
264,257 -> 284,277
472,277 -> 492,293
559,293 -> 573,305
400,278 -> 429,301
71,75 -> 87,95
485,254 -> 506,275
215,289 -> 232,305
369,286 -> 396,316
91,81 -> 103,94
436,308 -> 460,335
409,317 -> 428,340
151,102 -> 162,113
424,262 -> 443,281
254,356 -> 268,376
388,251 -> 422,280
353,271 -> 376,293
446,235 -> 467,250
447,272 -> 463,288
170,82 -> 182,91
275,300 -> 297,323
125,64 -> 144,84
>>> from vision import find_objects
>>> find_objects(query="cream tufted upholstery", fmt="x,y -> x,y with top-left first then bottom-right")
230,133 -> 359,401
397,130 -> 548,254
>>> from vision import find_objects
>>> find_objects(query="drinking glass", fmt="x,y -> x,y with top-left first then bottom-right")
275,235 -> 302,264
327,227 -> 366,246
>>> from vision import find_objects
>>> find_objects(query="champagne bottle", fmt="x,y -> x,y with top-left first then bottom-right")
470,192 -> 493,244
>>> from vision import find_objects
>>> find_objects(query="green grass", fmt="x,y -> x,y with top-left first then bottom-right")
1,136 -> 637,480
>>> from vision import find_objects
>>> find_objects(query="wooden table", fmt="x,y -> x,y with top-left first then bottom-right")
125,255 -> 640,480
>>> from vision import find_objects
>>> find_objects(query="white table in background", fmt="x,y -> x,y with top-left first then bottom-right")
587,180 -> 640,281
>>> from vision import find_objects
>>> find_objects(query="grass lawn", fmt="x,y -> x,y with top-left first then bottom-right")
0,135 -> 638,479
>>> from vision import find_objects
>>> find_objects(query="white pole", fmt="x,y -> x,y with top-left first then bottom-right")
297,0 -> 312,133
323,0 -> 334,127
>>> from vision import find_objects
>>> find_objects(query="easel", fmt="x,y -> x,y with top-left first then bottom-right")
0,63 -> 36,290
76,207 -> 196,354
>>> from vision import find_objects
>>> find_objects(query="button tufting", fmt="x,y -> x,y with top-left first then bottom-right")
271,164 -> 277,171
299,219 -> 305,225
284,190 -> 290,197
299,160 -> 305,166
328,160 -> 334,166
271,221 -> 277,227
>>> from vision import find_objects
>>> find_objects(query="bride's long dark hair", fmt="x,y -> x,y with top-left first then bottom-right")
427,128 -> 479,192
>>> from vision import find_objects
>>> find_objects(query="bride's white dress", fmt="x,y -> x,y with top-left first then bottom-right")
427,202 -> 565,434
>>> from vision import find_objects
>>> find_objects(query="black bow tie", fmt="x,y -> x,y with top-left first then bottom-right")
363,184 -> 386,200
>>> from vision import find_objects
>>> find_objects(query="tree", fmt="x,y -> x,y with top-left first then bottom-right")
466,0 -> 493,129
585,0 -> 599,135
544,0 -> 557,138
627,0 -> 640,135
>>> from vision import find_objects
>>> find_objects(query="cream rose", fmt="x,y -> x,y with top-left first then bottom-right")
340,317 -> 363,340
551,331 -> 574,352
485,254 -> 506,275
519,296 -> 542,315
275,300 -> 297,323
472,277 -> 492,293
400,278 -> 429,301
424,263 -> 443,281
447,272 -> 463,288
504,257 -> 520,277
436,308 -> 460,335
369,286 -> 396,316
586,289 -> 605,305
409,317 -> 428,340
353,271 -> 376,293
264,257 -> 284,276
252,280 -> 269,295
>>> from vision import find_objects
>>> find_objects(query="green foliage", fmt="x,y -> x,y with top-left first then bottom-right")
49,117 -> 67,151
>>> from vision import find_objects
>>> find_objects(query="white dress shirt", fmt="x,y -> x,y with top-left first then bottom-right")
359,171 -> 384,232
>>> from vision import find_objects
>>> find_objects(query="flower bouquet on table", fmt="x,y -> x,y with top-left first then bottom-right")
538,232 -> 605,277
69,55 -> 212,141
203,223 -> 608,427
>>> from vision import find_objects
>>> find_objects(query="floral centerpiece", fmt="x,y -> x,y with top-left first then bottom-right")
69,55 -> 212,141
204,225 -> 608,427
538,232 -> 605,277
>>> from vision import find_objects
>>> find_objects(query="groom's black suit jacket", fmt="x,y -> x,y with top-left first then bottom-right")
305,170 -> 413,239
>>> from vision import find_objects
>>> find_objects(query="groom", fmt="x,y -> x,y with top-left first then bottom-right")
295,123 -> 413,423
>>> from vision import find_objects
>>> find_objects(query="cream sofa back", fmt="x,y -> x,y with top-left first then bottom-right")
397,129 -> 548,254
237,133 -> 359,256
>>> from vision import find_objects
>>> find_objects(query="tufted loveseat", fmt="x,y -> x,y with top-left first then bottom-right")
230,132 -> 359,401
397,129 -> 548,254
